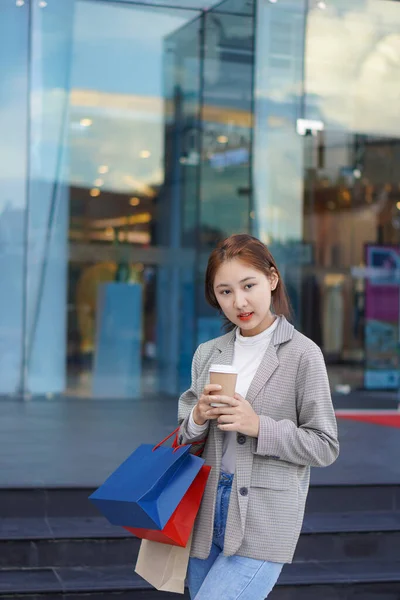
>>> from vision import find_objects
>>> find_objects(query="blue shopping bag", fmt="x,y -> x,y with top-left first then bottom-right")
89,428 -> 205,530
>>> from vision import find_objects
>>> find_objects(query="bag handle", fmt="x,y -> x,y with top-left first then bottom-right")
152,426 -> 180,452
152,426 -> 205,457
172,437 -> 205,457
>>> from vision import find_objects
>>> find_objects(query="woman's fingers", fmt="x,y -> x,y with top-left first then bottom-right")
197,391 -> 238,423
203,384 -> 222,394
204,412 -> 219,420
217,414 -> 236,424
204,395 -> 238,406
206,406 -> 236,416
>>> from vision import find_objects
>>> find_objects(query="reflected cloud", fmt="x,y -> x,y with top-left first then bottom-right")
306,0 -> 400,135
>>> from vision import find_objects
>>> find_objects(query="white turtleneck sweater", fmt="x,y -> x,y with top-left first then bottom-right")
187,318 -> 279,474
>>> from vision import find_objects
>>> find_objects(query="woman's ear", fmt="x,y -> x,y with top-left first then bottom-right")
269,268 -> 279,291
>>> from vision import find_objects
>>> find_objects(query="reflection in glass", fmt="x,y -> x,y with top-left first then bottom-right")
0,2 -> 29,394
196,0 -> 255,344
303,0 -> 400,392
163,14 -> 202,391
253,0 -> 306,246
1,0 -> 399,403
252,0 -> 307,341
67,1 -> 202,397
25,0 -> 75,394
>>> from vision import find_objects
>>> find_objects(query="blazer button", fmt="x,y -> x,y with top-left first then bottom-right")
239,487 -> 248,497
237,434 -> 246,445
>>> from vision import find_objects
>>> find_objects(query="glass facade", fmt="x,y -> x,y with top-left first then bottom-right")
0,0 -> 399,402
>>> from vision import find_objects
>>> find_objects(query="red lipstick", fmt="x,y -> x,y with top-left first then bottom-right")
238,312 -> 253,321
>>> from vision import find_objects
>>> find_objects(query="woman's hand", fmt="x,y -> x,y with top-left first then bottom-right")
205,393 -> 260,437
192,384 -> 223,426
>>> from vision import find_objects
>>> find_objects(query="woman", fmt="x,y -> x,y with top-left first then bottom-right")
177,234 -> 339,600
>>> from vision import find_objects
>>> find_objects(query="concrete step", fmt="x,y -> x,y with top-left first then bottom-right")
295,510 -> 400,561
1,486 -> 399,598
1,511 -> 400,568
0,561 -> 399,598
1,484 -> 399,518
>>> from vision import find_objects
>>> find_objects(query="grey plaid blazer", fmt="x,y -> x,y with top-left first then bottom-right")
177,315 -> 339,564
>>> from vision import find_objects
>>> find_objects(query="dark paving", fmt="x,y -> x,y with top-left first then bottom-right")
0,396 -> 399,487
332,390 -> 399,410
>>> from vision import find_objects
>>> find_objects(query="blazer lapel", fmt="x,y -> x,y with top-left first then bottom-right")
214,331 -> 235,367
210,329 -> 236,466
246,316 -> 295,406
246,343 -> 279,406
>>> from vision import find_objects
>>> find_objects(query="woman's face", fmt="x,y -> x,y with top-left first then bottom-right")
213,258 -> 278,337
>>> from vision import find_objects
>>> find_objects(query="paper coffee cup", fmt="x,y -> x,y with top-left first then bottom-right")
209,364 -> 238,407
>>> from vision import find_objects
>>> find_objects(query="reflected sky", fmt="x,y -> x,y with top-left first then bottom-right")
0,2 -> 29,212
70,0 -> 400,199
2,0 -> 400,205
73,1 -> 198,95
70,1 -> 200,194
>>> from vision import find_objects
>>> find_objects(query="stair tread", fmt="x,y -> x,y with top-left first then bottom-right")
303,510 -> 400,533
2,511 -> 400,541
280,560 -> 400,585
0,517 -> 127,540
0,561 -> 400,594
0,566 -> 143,594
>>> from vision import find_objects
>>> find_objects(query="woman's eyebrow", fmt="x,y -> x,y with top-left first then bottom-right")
215,277 -> 257,289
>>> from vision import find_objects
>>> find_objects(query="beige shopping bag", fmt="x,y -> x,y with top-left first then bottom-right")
135,532 -> 192,594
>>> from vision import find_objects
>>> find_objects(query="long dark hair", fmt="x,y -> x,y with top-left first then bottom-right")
205,234 -> 292,330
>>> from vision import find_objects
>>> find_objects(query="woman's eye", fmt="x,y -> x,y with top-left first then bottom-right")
221,290 -> 231,295
245,284 -> 254,290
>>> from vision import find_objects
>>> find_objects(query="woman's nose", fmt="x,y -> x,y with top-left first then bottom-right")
234,293 -> 247,309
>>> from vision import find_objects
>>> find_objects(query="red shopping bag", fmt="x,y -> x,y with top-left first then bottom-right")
125,463 -> 211,547
125,427 -> 209,547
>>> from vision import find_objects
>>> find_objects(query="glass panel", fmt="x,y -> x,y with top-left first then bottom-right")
108,0 -> 219,9
212,0 -> 253,15
253,0 -> 307,323
253,0 -> 306,246
196,0 -> 255,344
200,0 -> 254,244
25,0 -> 75,395
303,0 -> 400,397
67,1 -> 201,398
0,2 -> 29,395
164,18 -> 202,249
163,16 -> 202,391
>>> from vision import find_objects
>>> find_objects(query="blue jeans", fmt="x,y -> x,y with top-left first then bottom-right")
187,472 -> 284,600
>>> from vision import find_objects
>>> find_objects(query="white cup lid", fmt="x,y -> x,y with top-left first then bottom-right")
209,364 -> 238,374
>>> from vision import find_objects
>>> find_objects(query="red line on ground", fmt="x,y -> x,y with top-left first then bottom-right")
335,412 -> 400,428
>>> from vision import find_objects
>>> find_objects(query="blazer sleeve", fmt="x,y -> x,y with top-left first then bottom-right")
177,343 -> 209,453
254,344 -> 339,467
